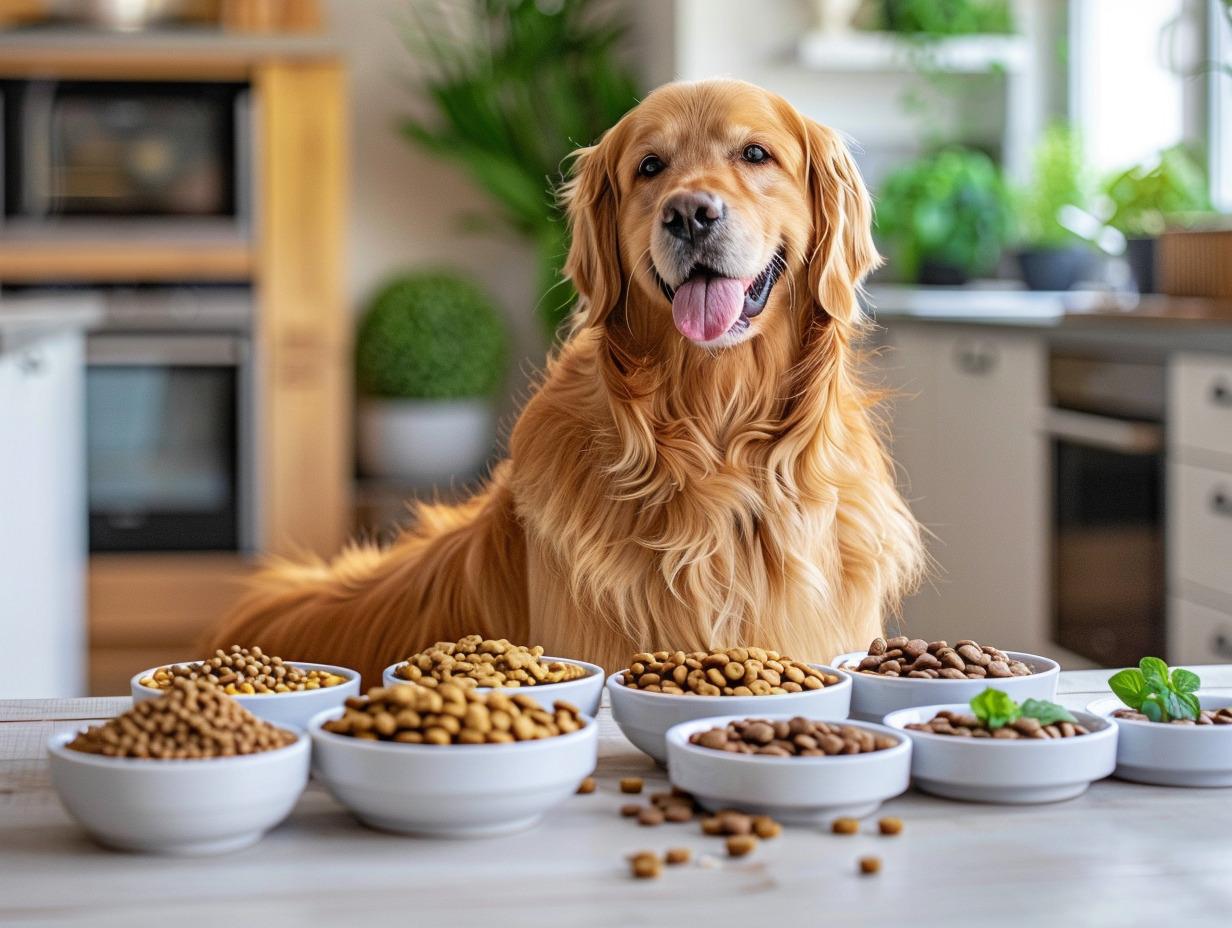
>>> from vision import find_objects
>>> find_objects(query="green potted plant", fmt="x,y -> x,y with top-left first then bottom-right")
874,146 -> 1011,285
1102,144 -> 1210,293
398,0 -> 640,340
879,0 -> 1013,35
1013,124 -> 1101,291
355,271 -> 510,484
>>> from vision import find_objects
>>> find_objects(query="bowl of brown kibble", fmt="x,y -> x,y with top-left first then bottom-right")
1087,693 -> 1232,788
606,648 -> 852,766
307,681 -> 598,837
883,699 -> 1117,804
48,679 -> 310,855
382,636 -> 604,716
833,636 -> 1060,722
664,714 -> 911,823
132,645 -> 360,730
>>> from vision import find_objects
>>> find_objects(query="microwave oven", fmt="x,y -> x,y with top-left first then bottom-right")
1,79 -> 252,224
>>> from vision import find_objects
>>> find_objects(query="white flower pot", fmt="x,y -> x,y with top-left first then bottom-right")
356,398 -> 498,484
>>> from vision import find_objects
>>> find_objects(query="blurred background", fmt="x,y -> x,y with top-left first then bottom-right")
2,0 -> 1231,696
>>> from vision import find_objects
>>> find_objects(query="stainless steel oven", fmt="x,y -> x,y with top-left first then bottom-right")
84,286 -> 256,552
1048,353 -> 1167,667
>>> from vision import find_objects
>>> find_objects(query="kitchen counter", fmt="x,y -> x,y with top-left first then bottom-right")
3,668 -> 1232,927
0,293 -> 101,354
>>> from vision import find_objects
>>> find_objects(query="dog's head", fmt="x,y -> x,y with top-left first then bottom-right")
563,79 -> 879,350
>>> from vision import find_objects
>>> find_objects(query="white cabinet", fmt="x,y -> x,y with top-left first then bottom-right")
868,321 -> 1049,653
1167,352 -> 1232,664
0,328 -> 87,697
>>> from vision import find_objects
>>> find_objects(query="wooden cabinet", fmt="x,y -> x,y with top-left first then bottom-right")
0,33 -> 350,694
867,321 -> 1050,654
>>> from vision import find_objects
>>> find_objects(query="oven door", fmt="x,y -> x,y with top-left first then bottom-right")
86,333 -> 250,552
1048,408 -> 1167,666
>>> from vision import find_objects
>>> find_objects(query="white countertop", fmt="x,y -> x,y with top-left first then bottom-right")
0,293 -> 102,354
3,667 -> 1232,927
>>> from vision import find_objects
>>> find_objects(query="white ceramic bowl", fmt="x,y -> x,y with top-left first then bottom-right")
833,650 -> 1060,722
884,703 -> 1117,803
1087,693 -> 1232,787
307,707 -> 598,837
47,728 -> 310,854
131,661 -> 361,730
381,657 -> 605,717
607,667 -> 852,766
665,714 -> 911,823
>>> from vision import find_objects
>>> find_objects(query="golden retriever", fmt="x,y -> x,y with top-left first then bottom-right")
205,78 -> 925,686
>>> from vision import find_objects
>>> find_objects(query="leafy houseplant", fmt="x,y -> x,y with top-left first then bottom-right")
355,271 -> 510,483
399,0 -> 640,339
874,146 -> 1011,285
879,0 -> 1013,36
1014,124 -> 1101,291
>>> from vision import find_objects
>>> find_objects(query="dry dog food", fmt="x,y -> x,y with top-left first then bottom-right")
700,810 -> 781,838
576,776 -> 596,794
621,804 -> 642,817
849,637 -> 1033,680
726,835 -> 758,857
832,817 -> 860,835
859,856 -> 882,875
620,648 -> 839,696
665,848 -> 691,865
629,851 -> 662,879
139,645 -> 349,695
878,817 -> 904,836
393,635 -> 588,688
689,717 -> 899,757
906,709 -> 1091,739
1113,707 -> 1232,725
620,777 -> 644,793
67,679 -> 297,759
321,682 -> 584,744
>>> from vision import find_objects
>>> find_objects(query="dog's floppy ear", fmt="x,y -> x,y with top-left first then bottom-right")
562,128 -> 624,332
803,119 -> 881,326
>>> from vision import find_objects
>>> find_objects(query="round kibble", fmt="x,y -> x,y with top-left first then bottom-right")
576,776 -> 596,794
688,717 -> 898,756
621,804 -> 643,817
845,637 -> 1034,680
620,777 -> 644,794
726,835 -> 758,857
630,851 -> 662,879
665,847 -> 691,865
393,635 -> 588,688
832,817 -> 860,835
67,679 -> 296,759
859,856 -> 882,875
878,817 -> 903,836
321,682 -> 584,744
620,647 -> 839,696
637,807 -> 666,826
906,709 -> 1090,739
752,816 -> 782,839
139,645 -> 348,695
1114,707 -> 1232,725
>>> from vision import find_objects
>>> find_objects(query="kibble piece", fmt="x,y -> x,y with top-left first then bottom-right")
637,806 -> 666,826
701,817 -> 725,836
664,805 -> 693,823
878,817 -> 903,836
832,817 -> 860,835
630,852 -> 662,879
620,804 -> 643,817
665,847 -> 691,865
726,835 -> 758,857
620,777 -> 644,794
859,856 -> 882,875
576,776 -> 596,794
752,816 -> 782,839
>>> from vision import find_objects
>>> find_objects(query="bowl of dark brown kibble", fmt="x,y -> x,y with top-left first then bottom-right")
663,714 -> 912,823
833,636 -> 1060,722
48,679 -> 310,854
884,688 -> 1117,804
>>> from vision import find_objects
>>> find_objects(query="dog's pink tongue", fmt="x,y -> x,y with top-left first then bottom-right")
672,276 -> 749,342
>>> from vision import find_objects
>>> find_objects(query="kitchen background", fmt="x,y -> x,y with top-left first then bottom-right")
2,0 -> 1231,697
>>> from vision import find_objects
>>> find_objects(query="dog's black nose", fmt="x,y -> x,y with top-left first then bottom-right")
661,191 -> 725,243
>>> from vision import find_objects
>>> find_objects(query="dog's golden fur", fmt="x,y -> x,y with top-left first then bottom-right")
205,79 -> 924,685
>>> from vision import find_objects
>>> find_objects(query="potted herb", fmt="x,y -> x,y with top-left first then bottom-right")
1013,124 -> 1102,291
1102,145 -> 1210,293
879,0 -> 1013,35
874,146 -> 1011,285
398,0 -> 640,339
355,271 -> 510,484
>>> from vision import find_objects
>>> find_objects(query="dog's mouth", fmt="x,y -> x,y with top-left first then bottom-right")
655,248 -> 786,344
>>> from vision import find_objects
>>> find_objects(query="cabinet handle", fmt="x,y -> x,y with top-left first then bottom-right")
1212,381 -> 1232,407
1211,632 -> 1232,660
1211,490 -> 1232,518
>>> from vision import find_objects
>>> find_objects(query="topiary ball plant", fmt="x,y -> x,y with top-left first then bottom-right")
355,272 -> 509,400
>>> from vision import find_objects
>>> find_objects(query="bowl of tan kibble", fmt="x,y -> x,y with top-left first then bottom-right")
132,645 -> 360,730
606,648 -> 852,766
48,679 -> 310,855
382,636 -> 605,716
307,681 -> 598,838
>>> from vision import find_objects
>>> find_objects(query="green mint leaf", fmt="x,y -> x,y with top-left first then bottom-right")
1177,692 -> 1202,721
1171,668 -> 1202,695
1139,657 -> 1170,687
1108,668 -> 1148,709
1020,699 -> 1077,726
970,688 -> 1021,730
1141,696 -> 1164,723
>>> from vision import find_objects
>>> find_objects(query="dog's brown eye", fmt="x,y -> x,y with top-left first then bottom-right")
742,144 -> 769,164
638,154 -> 665,178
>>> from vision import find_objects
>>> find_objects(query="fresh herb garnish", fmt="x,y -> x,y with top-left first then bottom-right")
968,689 -> 1075,730
1108,657 -> 1201,723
